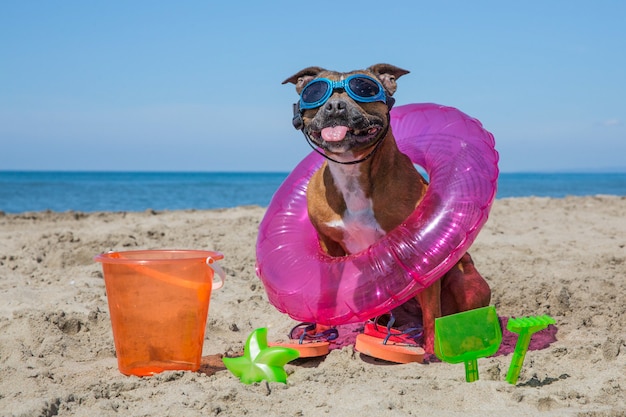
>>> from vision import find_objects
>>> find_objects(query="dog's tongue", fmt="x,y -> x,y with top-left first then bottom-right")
321,126 -> 349,142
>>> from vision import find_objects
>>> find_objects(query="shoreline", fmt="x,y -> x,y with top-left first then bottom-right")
2,193 -> 625,217
1,196 -> 625,416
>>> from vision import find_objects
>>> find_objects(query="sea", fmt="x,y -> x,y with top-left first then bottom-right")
1,171 -> 625,214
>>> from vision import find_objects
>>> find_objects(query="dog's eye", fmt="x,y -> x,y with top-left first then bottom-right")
301,80 -> 329,103
348,77 -> 380,98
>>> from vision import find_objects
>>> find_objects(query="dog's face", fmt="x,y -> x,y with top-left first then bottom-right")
283,64 -> 409,157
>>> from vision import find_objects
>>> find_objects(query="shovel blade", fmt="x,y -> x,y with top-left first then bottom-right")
435,306 -> 502,364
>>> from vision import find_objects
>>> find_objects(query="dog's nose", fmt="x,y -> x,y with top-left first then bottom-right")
323,98 -> 347,116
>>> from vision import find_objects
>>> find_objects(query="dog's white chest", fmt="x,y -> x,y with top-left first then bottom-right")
326,164 -> 385,253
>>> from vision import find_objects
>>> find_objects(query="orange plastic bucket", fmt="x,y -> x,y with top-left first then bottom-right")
94,250 -> 225,376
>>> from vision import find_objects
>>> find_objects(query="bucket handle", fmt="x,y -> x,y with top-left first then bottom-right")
206,256 -> 225,290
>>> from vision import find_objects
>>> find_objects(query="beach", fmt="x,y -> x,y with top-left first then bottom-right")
1,195 -> 625,416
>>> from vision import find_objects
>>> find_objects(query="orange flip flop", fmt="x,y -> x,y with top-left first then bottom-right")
270,323 -> 338,358
270,340 -> 331,358
355,317 -> 425,364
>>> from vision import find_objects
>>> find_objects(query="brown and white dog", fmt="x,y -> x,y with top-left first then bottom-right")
283,64 -> 491,354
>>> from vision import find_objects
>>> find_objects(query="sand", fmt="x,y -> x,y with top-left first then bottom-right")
0,196 -> 625,416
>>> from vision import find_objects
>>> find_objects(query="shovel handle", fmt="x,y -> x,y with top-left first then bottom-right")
464,358 -> 479,382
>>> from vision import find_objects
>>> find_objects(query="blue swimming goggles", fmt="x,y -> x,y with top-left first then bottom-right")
299,74 -> 387,110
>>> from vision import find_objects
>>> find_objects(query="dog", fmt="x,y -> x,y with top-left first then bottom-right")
283,64 -> 491,354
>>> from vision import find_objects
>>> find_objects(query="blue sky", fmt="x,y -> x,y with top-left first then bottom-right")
1,1 -> 624,173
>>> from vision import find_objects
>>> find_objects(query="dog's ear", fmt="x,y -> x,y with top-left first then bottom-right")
367,64 -> 410,96
282,66 -> 326,94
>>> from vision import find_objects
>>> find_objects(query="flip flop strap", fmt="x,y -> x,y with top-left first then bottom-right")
377,315 -> 423,345
289,322 -> 339,344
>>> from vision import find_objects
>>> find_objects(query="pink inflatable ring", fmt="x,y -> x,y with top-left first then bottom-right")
256,103 -> 499,325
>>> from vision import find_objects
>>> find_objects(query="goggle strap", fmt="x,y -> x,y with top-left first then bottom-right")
292,102 -> 304,130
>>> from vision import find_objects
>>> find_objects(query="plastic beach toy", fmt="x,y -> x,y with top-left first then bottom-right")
434,306 -> 502,382
95,250 -> 225,376
223,328 -> 300,384
256,103 -> 499,325
506,315 -> 556,385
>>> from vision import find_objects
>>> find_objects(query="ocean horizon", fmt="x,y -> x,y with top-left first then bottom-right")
1,170 -> 625,214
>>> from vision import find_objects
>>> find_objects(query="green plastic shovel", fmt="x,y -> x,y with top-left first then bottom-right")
434,306 -> 502,382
